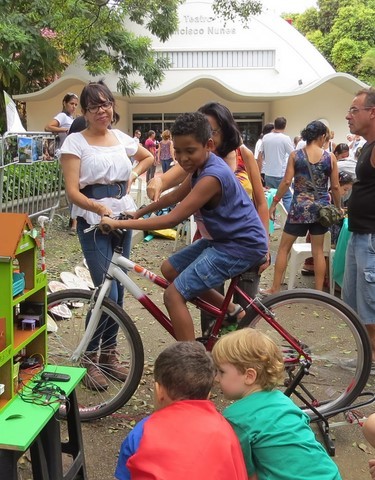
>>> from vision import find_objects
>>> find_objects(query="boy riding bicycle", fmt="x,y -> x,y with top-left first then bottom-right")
100,112 -> 268,340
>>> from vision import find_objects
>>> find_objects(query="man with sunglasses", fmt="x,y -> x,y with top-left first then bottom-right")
342,87 -> 375,366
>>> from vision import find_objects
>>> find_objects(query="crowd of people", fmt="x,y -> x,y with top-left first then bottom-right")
55,81 -> 374,479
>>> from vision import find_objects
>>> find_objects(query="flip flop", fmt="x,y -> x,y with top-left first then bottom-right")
301,268 -> 315,276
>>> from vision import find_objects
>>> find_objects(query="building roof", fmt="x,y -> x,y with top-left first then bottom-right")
0,213 -> 35,259
15,0 -> 366,103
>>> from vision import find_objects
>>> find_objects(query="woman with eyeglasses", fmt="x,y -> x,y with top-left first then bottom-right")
60,81 -> 154,391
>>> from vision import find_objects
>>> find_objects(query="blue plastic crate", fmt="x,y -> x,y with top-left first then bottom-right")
13,272 -> 25,297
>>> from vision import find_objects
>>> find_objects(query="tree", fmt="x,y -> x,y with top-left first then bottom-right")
290,0 -> 375,83
0,0 -> 263,132
357,48 -> 375,85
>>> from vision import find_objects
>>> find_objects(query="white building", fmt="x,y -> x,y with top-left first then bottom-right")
15,0 -> 367,147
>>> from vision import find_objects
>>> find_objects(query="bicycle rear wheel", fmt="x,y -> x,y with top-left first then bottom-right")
239,289 -> 371,420
47,289 -> 144,421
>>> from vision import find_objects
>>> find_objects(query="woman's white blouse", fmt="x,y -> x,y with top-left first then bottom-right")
61,129 -> 138,225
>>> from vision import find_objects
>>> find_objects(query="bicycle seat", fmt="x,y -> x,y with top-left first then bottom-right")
243,256 -> 268,273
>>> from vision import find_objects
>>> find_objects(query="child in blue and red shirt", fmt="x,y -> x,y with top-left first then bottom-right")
115,342 -> 247,480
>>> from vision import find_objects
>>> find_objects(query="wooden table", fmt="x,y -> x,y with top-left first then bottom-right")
0,365 -> 87,480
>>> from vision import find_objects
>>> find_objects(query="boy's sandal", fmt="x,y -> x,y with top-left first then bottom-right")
223,304 -> 244,325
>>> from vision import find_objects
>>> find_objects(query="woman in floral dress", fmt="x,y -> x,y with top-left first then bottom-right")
263,121 -> 342,293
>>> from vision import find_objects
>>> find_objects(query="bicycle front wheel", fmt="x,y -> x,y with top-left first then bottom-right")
47,289 -> 144,421
239,289 -> 371,420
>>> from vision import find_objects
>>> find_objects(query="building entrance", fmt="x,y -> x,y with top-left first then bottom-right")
133,113 -> 263,151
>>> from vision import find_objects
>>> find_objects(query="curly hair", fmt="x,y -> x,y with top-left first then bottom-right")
198,102 -> 241,158
300,120 -> 327,144
171,112 -> 211,145
154,341 -> 215,400
212,329 -> 285,390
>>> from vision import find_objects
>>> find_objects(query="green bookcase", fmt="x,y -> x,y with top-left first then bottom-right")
0,213 -> 47,411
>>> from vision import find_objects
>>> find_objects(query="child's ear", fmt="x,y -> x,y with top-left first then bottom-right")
154,381 -> 164,403
244,367 -> 258,386
154,382 -> 173,409
206,138 -> 215,151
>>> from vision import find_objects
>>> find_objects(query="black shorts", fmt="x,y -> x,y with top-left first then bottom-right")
284,221 -> 328,237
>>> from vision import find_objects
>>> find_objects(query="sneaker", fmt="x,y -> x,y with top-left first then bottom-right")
99,348 -> 128,381
81,353 -> 109,391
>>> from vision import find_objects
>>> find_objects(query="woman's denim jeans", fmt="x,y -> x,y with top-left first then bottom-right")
77,216 -> 132,352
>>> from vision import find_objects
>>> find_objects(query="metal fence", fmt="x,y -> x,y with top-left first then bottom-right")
0,131 -> 63,220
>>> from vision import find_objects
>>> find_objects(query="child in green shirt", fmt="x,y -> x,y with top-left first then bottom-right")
212,329 -> 342,480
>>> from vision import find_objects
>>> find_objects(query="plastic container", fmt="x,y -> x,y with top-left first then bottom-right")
12,272 -> 25,297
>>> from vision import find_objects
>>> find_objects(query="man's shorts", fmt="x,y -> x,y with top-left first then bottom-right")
168,239 -> 260,300
284,221 -> 328,237
343,233 -> 375,325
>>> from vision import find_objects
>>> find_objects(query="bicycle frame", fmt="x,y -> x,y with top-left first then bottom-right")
72,245 -> 312,365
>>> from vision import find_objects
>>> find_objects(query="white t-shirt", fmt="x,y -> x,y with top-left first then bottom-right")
61,129 -> 138,225
54,112 -> 74,145
254,138 -> 262,160
260,132 -> 294,177
296,139 -> 306,150
338,158 -> 357,178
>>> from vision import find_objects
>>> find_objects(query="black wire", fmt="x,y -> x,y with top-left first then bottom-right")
19,379 -> 68,409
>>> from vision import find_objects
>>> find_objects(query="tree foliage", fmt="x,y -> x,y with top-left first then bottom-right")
291,0 -> 375,83
0,0 -> 263,132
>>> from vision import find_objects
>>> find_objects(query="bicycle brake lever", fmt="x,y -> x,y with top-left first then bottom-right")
84,225 -> 98,233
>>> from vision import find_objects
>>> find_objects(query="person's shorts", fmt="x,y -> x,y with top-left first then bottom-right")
284,221 -> 328,237
168,238 -> 260,300
343,233 -> 375,325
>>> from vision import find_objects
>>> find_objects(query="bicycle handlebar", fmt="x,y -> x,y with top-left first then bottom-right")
83,213 -> 134,235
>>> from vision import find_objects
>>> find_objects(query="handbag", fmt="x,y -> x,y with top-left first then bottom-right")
304,151 -> 343,227
317,204 -> 343,227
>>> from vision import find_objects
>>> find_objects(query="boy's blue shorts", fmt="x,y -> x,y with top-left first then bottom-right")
168,238 -> 256,300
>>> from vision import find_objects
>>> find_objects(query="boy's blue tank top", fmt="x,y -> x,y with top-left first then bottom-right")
192,153 -> 267,260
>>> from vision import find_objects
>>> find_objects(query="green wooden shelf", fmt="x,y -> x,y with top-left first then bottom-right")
0,213 -> 47,411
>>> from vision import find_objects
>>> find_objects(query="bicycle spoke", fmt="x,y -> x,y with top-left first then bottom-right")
47,290 -> 144,421
243,290 -> 371,420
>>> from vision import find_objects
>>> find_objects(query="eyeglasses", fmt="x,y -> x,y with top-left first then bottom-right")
86,101 -> 113,114
211,128 -> 221,135
347,107 -> 373,115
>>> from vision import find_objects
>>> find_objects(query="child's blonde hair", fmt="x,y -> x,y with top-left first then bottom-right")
212,328 -> 285,390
